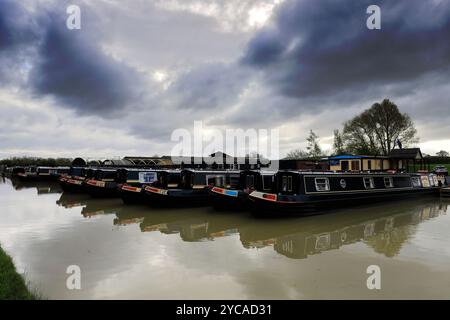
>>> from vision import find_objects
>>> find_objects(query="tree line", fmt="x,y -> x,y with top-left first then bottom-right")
0,157 -> 73,167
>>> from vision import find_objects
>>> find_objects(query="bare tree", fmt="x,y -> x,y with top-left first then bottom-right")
343,99 -> 418,155
436,150 -> 449,157
333,129 -> 346,155
285,149 -> 308,159
306,130 -> 323,158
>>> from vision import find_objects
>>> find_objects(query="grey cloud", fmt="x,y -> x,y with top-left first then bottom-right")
0,0 -> 143,116
28,7 -> 142,116
242,0 -> 450,99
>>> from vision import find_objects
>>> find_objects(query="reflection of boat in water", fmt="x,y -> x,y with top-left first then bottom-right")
56,192 -> 90,208
56,192 -> 122,217
80,198 -> 123,218
114,206 -> 252,242
239,199 -> 448,259
9,178 -> 62,194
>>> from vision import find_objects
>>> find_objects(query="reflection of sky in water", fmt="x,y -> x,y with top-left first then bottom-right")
1,180 -> 450,299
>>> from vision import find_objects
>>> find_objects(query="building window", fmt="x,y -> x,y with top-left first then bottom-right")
341,161 -> 349,171
411,176 -> 421,188
384,177 -> 394,188
351,160 -> 360,171
363,177 -> 375,189
315,178 -> 330,192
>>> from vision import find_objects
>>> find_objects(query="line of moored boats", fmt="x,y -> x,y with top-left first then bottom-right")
2,165 -> 450,215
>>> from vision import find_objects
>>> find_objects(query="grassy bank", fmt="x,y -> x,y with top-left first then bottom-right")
0,245 -> 37,300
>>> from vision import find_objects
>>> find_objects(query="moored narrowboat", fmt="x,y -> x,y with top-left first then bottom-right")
49,167 -> 70,180
84,168 -> 120,198
117,168 -> 160,204
59,166 -> 87,193
142,169 -> 239,206
210,170 -> 275,210
249,171 -> 441,215
18,166 -> 60,181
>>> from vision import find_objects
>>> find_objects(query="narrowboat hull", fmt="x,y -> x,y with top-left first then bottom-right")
142,186 -> 211,207
441,187 -> 450,198
118,185 -> 145,204
249,187 -> 441,216
85,180 -> 118,198
59,176 -> 86,193
209,187 -> 249,210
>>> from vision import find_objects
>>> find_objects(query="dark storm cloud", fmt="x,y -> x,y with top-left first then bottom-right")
0,0 -> 142,115
28,8 -> 142,116
0,1 -> 36,50
242,0 -> 450,99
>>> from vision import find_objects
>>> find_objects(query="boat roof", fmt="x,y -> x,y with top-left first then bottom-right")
181,169 -> 241,174
281,170 -> 414,176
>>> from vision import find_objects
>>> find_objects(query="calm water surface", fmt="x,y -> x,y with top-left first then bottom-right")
1,176 -> 450,299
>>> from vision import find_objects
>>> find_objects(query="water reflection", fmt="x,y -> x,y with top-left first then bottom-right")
1,178 -> 450,299
8,177 -> 63,194
105,194 -> 448,259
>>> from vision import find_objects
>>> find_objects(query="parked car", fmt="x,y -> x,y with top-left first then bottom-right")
432,165 -> 448,176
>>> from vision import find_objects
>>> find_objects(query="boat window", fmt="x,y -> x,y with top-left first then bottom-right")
351,160 -> 360,171
363,177 -> 375,189
245,175 -> 255,189
281,175 -> 293,192
384,177 -> 394,188
411,176 -> 421,188
228,175 -> 240,188
262,175 -> 273,191
367,160 -> 372,171
214,176 -> 225,187
315,178 -> 330,192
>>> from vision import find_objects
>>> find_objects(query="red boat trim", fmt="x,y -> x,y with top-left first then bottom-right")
144,186 -> 169,195
121,185 -> 142,193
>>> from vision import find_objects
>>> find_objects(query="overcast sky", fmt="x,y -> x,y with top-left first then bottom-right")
1,0 -> 449,159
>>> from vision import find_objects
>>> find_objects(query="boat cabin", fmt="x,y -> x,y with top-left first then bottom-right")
178,170 -> 240,190
93,168 -> 118,182
116,168 -> 161,185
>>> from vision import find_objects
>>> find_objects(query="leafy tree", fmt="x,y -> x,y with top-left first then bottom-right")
343,99 -> 418,155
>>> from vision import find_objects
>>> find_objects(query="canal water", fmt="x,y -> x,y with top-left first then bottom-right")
1,176 -> 450,299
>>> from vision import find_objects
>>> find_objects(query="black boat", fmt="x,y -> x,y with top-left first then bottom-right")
49,167 -> 70,180
18,166 -> 59,181
117,168 -> 160,204
209,170 -> 275,210
248,171 -> 441,215
84,168 -> 120,198
142,169 -> 239,206
59,166 -> 87,193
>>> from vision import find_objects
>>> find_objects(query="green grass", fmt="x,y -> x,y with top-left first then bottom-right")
431,163 -> 450,172
409,163 -> 450,173
0,245 -> 39,300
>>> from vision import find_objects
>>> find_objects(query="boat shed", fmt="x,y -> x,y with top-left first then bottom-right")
388,148 -> 430,172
